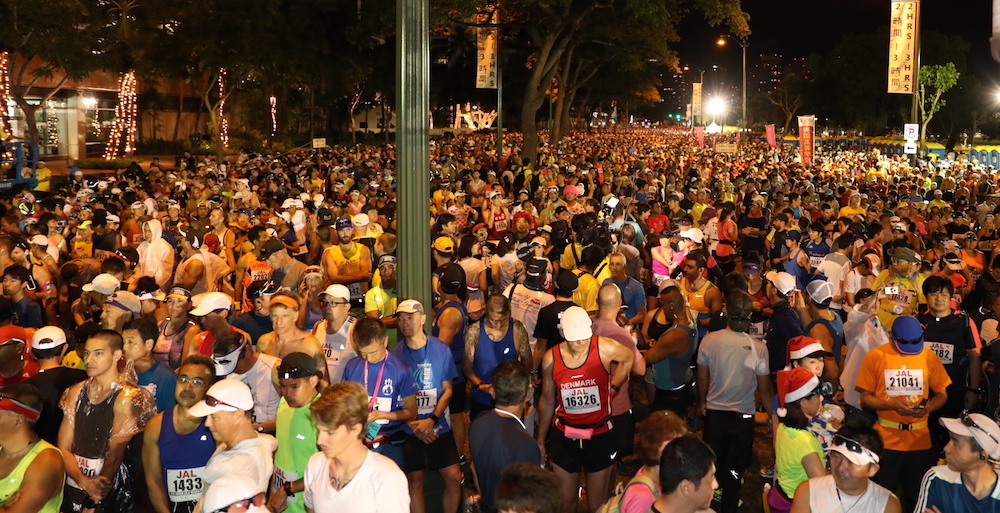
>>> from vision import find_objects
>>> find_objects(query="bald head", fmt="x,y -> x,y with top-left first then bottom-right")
596,283 -> 623,319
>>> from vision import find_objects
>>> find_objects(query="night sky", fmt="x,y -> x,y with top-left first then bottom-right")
674,0 -> 995,79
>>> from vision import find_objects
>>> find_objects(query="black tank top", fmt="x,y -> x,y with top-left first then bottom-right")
72,381 -> 120,459
646,308 -> 672,342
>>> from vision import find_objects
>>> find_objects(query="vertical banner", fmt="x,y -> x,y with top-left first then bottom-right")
476,21 -> 498,89
765,124 -> 776,148
694,126 -> 705,148
692,82 -> 703,118
888,0 -> 919,94
798,115 -> 815,164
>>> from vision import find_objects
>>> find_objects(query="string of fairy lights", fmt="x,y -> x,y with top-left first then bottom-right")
102,70 -> 137,160
269,95 -> 277,137
218,68 -> 229,148
0,52 -> 11,164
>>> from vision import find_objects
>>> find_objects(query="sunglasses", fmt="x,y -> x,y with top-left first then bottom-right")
961,412 -> 1000,446
204,395 -> 239,409
831,434 -> 880,463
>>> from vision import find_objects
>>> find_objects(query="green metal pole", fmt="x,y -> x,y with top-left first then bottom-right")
496,26 -> 503,162
396,0 -> 432,323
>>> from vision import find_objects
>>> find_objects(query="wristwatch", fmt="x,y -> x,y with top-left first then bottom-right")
429,413 -> 440,423
283,482 -> 295,497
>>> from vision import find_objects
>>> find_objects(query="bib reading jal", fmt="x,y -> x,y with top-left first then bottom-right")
883,367 -> 924,397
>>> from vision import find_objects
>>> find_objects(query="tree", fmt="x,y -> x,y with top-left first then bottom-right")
768,74 -> 806,134
0,0 -> 106,143
917,62 -> 959,151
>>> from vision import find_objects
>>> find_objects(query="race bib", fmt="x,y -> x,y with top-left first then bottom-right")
747,321 -> 766,342
883,367 -> 924,397
560,386 -> 601,415
887,288 -> 915,308
416,389 -> 438,416
369,396 -> 392,425
272,467 -> 299,504
166,467 -> 205,502
926,342 -> 955,365
67,456 -> 105,489
809,256 -> 824,270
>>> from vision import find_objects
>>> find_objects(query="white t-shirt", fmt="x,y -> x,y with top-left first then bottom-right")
195,434 -> 277,513
231,353 -> 281,423
843,268 -> 874,312
304,450 -> 409,513
503,283 -> 554,349
817,253 -> 851,311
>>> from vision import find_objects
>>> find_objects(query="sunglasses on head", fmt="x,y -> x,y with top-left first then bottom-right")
961,411 -> 1000,446
831,434 -> 879,463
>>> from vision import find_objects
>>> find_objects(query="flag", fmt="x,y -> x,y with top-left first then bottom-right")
695,126 -> 705,148
765,124 -> 776,148
798,115 -> 815,164
692,83 -> 703,118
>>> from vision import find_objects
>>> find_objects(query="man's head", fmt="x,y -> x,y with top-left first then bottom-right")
658,436 -> 717,510
682,252 -> 706,282
941,413 -> 1000,472
0,325 -> 27,368
102,290 -> 142,330
726,290 -> 754,333
395,299 -> 425,339
188,378 -> 254,444
922,275 -> 954,313
268,292 -> 301,332
827,423 -> 884,492
175,355 -> 216,409
596,283 -> 623,316
0,384 -> 43,432
1,265 -> 30,298
311,381 -> 369,459
212,330 -> 248,377
377,255 -> 397,287
276,352 -> 322,408
122,317 -> 158,363
352,317 -> 388,364
30,326 -> 67,362
319,284 -> 351,322
495,463 -> 561,513
335,217 -> 355,244
191,292 -> 234,331
258,239 -> 288,268
491,359 -> 530,409
84,330 -> 124,378
657,284 -> 685,319
246,280 -> 278,316
485,294 -> 512,332
559,306 -> 592,343
608,252 -> 627,280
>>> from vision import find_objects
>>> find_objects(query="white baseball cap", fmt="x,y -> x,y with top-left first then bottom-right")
28,234 -> 49,247
559,306 -> 593,341
203,474 -> 260,513
188,379 -> 254,418
319,284 -> 351,302
31,326 -> 67,350
189,292 -> 234,316
82,273 -> 121,295
678,228 -> 704,244
765,271 -> 797,296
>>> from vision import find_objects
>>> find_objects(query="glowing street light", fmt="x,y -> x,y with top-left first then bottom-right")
706,98 -> 726,117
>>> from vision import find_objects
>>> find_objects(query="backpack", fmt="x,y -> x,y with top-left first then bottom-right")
596,474 -> 658,513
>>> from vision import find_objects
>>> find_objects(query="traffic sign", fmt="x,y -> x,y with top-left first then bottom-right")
904,141 -> 917,154
904,123 -> 919,141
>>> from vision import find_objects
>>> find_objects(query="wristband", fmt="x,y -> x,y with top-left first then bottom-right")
611,384 -> 621,393
429,413 -> 440,423
283,482 -> 294,497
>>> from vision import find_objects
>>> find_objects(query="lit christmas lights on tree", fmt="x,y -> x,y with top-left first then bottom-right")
269,95 -> 277,137
0,52 -> 10,138
218,69 -> 229,149
103,70 -> 138,160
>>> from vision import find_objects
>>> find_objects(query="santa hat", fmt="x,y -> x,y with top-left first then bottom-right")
786,336 -> 832,365
776,367 -> 820,418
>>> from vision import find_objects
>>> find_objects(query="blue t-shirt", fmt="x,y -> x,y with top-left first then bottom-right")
391,336 -> 459,434
604,277 -> 647,320
917,465 -> 1000,513
342,352 -> 418,436
138,360 -> 178,412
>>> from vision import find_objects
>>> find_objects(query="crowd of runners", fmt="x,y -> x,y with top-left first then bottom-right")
0,127 -> 997,513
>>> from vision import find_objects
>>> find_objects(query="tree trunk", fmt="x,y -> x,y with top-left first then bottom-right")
308,84 -> 316,140
13,99 -> 39,143
174,82 -> 185,143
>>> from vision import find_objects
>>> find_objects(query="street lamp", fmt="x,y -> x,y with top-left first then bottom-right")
717,35 -> 748,130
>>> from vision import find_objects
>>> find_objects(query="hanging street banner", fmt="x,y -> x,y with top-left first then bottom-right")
692,82 -> 703,118
888,0 -> 919,94
765,125 -> 777,148
476,23 -> 499,89
798,115 -> 815,165
694,126 -> 705,148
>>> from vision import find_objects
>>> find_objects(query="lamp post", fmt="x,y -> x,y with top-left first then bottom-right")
717,35 -> 748,130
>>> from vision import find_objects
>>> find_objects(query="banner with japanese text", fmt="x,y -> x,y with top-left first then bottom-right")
765,124 -> 776,148
692,83 -> 703,118
476,24 -> 498,89
888,0 -> 919,94
798,115 -> 815,164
